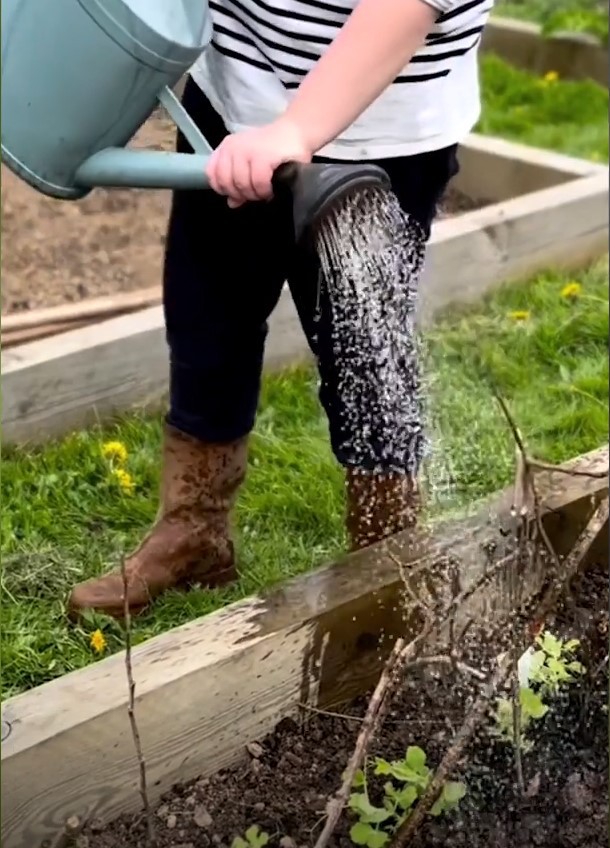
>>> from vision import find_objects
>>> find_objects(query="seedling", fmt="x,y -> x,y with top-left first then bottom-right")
348,747 -> 466,847
231,825 -> 270,848
494,631 -> 585,750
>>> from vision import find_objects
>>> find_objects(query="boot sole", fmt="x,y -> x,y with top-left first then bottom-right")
68,564 -> 238,622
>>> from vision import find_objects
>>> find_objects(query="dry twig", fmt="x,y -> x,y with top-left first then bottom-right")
121,558 -> 157,847
392,656 -> 511,847
314,610 -> 439,848
48,816 -> 83,848
313,636 -> 406,848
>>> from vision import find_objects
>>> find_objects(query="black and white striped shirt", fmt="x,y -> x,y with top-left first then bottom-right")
191,0 -> 494,158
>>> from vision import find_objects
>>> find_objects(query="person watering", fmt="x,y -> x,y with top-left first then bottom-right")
69,0 -> 493,617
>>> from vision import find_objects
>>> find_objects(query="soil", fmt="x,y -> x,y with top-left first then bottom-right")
84,561 -> 608,848
1,108 -> 482,315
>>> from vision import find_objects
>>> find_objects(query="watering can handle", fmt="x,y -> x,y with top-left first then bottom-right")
74,85 -> 215,191
157,86 -> 213,155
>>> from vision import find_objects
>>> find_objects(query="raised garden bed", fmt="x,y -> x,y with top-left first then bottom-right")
483,16 -> 608,85
2,134 -> 606,445
1,445 -> 607,848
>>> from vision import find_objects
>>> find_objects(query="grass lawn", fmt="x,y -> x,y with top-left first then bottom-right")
479,54 -> 608,162
2,260 -> 608,699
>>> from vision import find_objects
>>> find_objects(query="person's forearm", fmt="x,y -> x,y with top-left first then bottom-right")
284,0 -> 437,152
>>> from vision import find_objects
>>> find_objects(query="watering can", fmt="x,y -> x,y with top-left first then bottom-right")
1,0 -> 389,241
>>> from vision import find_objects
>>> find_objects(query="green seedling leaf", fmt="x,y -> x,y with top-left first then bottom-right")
350,822 -> 390,848
429,782 -> 466,817
405,746 -> 427,773
374,758 -> 429,787
520,686 -> 549,720
367,830 -> 390,848
232,839 -> 247,848
395,784 -> 419,811
244,825 -> 269,848
348,792 -> 391,823
352,769 -> 366,788
538,631 -> 563,659
442,781 -> 467,806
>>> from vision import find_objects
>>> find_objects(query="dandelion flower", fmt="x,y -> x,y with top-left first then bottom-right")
90,629 -> 107,654
560,281 -> 582,300
102,440 -> 128,464
508,310 -> 530,322
543,70 -> 559,83
111,467 -> 135,495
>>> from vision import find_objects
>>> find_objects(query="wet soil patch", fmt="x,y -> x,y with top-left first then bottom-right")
85,561 -> 608,848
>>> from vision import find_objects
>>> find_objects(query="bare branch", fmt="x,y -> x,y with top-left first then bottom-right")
121,558 -> 157,847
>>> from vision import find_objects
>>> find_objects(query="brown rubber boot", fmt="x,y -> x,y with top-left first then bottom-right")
345,468 -> 420,551
68,426 -> 248,619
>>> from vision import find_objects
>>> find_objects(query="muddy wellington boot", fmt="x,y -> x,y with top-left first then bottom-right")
68,426 -> 248,619
345,469 -> 420,552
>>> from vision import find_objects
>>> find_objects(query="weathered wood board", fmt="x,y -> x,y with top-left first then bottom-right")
1,446 -> 607,848
482,17 -> 608,86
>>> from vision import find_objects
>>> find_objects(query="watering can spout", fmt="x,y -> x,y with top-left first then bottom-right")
74,148 -> 211,192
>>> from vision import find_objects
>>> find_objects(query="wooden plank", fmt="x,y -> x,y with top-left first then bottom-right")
1,446 -> 606,848
482,17 -> 608,86
2,318 -> 93,349
2,286 -> 162,333
2,149 -> 608,445
419,171 -> 608,321
454,133 -> 606,202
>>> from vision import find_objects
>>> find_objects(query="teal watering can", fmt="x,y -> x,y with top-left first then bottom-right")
1,0 -> 389,240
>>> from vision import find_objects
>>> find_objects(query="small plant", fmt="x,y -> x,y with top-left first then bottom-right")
348,747 -> 466,847
494,631 -> 586,750
231,826 -> 270,848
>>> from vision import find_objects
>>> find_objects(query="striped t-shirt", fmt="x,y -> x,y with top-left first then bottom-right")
190,0 -> 494,159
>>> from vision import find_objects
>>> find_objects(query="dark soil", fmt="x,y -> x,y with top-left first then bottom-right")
84,562 -> 608,848
1,110 -> 482,315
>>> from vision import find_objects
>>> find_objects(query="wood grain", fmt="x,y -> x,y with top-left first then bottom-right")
1,447 -> 607,848
2,286 -> 162,333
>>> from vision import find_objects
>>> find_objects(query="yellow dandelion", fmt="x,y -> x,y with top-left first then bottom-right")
560,281 -> 582,300
508,310 -> 530,322
102,440 -> 128,464
543,70 -> 559,83
111,467 -> 135,495
90,629 -> 107,654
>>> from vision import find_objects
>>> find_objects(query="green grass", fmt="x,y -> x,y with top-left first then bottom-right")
494,0 -> 608,44
479,54 -> 608,162
2,261 -> 608,699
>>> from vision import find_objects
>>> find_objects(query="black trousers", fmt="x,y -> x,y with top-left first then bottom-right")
164,77 -> 459,470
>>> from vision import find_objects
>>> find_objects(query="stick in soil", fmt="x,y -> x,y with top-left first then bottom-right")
391,655 -> 512,847
313,635 -> 406,848
121,558 -> 157,847
314,610 -> 438,848
49,816 -> 83,848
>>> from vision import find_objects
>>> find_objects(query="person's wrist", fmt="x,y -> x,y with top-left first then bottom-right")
277,110 -> 324,157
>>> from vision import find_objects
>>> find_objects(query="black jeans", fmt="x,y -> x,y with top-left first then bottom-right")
164,78 -> 459,469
